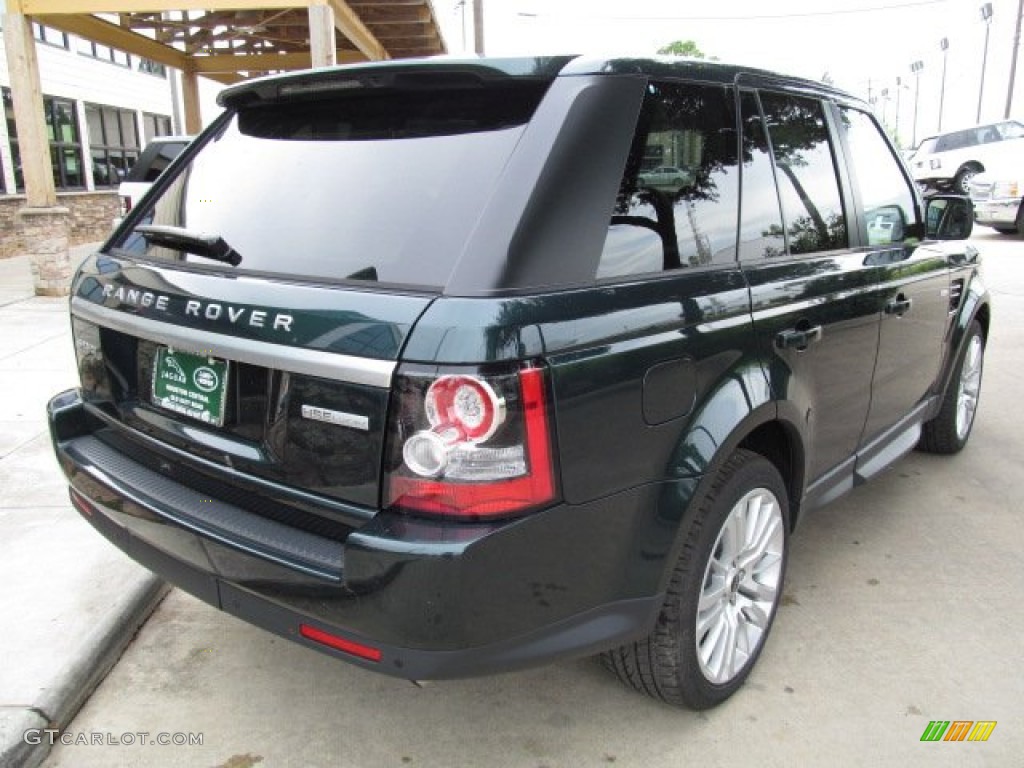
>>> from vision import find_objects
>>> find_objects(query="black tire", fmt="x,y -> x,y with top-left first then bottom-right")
919,320 -> 984,454
602,449 -> 789,709
952,166 -> 980,195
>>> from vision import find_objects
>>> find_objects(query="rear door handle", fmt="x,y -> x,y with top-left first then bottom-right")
885,296 -> 913,316
776,325 -> 823,351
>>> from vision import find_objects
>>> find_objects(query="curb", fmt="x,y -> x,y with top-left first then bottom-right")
0,576 -> 170,768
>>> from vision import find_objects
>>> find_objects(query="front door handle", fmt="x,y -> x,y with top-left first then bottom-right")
776,325 -> 823,351
885,296 -> 913,316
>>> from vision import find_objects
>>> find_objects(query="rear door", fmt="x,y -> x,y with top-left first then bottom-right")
738,89 -> 881,493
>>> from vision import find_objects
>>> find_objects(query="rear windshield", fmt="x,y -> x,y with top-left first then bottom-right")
111,84 -> 548,289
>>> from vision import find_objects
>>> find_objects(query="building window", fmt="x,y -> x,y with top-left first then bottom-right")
3,89 -> 84,191
86,104 -> 139,186
76,38 -> 131,67
45,96 -> 84,189
32,23 -> 70,49
143,112 -> 173,143
3,88 -> 24,192
138,59 -> 167,78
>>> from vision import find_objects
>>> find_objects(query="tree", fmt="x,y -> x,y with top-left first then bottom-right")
657,40 -> 707,58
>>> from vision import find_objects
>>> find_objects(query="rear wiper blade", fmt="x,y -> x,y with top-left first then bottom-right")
135,224 -> 242,267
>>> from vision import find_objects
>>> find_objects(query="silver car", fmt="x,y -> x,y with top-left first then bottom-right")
969,165 -> 1024,235
638,165 -> 691,189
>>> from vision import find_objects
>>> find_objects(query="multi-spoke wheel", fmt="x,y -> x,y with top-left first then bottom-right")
695,487 -> 785,685
920,320 -> 985,454
602,449 -> 789,709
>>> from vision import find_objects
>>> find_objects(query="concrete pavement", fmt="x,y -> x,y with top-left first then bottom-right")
0,245 -> 168,768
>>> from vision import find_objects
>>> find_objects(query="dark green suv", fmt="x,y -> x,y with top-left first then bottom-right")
47,56 -> 988,709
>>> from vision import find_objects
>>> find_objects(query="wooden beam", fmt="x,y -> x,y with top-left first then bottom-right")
34,13 -> 188,69
181,62 -> 201,134
308,2 -> 336,67
325,0 -> 387,60
192,49 -> 364,72
2,11 -> 56,206
369,35 -> 436,49
349,0 -> 428,6
354,6 -> 430,24
15,0 -> 299,13
371,22 -> 434,39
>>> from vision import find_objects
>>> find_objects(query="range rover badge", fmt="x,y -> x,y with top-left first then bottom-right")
300,404 -> 369,431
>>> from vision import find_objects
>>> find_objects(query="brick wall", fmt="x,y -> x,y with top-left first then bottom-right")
0,191 -> 117,258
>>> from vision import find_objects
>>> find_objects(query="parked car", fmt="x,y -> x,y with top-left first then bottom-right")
910,119 -> 1024,193
48,56 -> 987,710
969,165 -> 1024,235
638,165 -> 691,189
113,136 -> 191,227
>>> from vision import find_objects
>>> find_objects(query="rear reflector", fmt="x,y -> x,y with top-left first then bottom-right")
69,488 -> 96,517
299,623 -> 382,662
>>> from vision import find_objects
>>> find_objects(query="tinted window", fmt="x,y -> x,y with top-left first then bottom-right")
760,92 -> 847,255
997,120 -> 1024,139
839,107 -> 917,245
599,81 -> 738,278
936,130 -> 973,152
738,91 -> 785,260
111,85 -> 548,288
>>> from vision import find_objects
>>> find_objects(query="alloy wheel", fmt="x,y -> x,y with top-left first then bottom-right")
696,487 -> 785,684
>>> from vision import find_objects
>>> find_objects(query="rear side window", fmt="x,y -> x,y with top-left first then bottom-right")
599,81 -> 739,278
112,84 -> 549,289
935,130 -> 973,152
838,107 -> 917,246
759,92 -> 848,255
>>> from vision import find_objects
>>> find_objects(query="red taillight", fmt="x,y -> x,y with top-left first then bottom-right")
387,366 -> 557,520
299,624 -> 382,662
424,375 -> 505,443
119,196 -> 132,217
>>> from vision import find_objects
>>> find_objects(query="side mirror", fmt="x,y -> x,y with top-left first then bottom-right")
925,195 -> 974,240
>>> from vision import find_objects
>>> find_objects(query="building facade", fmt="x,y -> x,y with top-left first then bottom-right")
0,16 -> 176,253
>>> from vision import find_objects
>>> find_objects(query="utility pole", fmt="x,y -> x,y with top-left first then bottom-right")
473,0 -> 485,55
911,61 -> 924,148
939,38 -> 949,131
895,76 -> 903,146
1007,0 -> 1023,118
978,3 -> 994,123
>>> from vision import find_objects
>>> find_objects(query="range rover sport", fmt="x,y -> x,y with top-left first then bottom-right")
48,56 -> 988,709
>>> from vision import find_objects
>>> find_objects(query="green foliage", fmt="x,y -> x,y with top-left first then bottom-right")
657,40 -> 707,59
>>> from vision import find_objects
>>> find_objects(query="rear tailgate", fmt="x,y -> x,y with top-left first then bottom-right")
70,255 -> 433,519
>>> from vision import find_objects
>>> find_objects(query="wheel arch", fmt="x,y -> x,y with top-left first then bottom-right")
736,418 -> 806,530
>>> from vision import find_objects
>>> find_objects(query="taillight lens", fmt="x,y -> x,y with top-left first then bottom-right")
385,364 -> 557,520
119,196 -> 132,217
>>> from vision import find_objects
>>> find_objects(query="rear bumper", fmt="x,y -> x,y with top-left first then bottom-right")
972,197 -> 1022,227
48,389 -> 670,680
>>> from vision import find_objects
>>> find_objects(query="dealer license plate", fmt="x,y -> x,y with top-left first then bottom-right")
151,347 -> 229,427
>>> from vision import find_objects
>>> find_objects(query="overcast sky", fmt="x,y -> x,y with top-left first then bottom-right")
432,0 -> 1023,147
